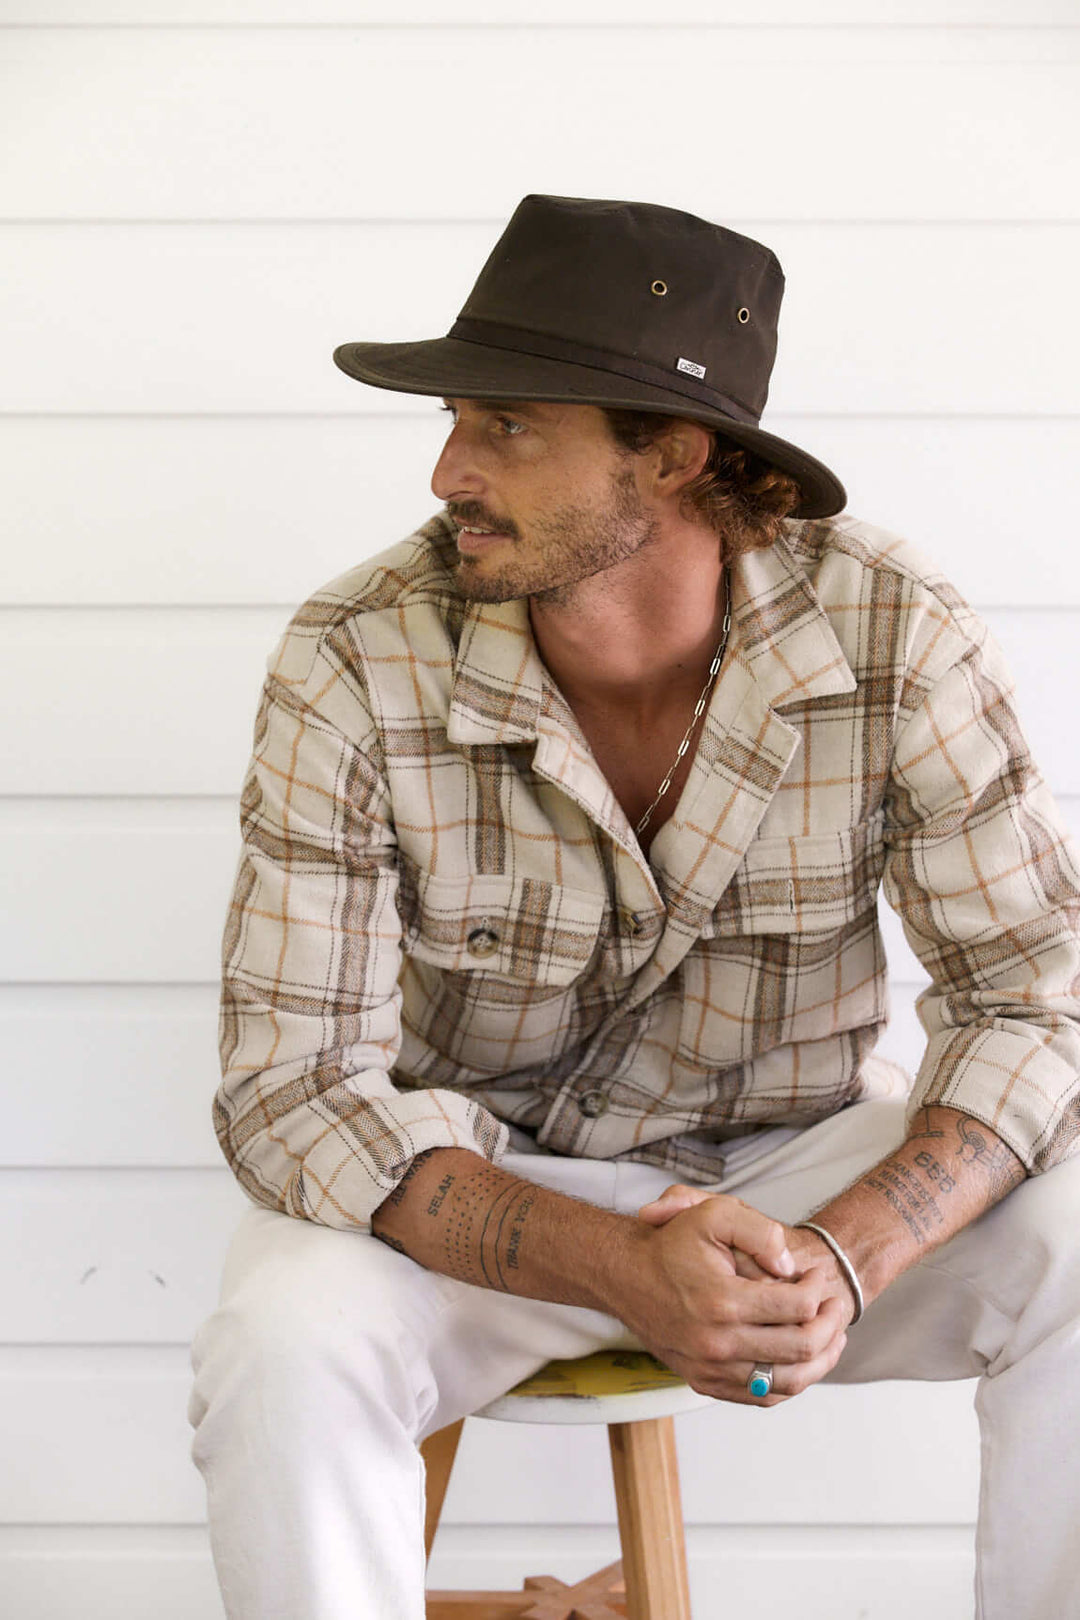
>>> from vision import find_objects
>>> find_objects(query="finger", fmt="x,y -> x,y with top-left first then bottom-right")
732,1247 -> 771,1280
685,1328 -> 849,1407
694,1198 -> 797,1278
736,1327 -> 848,1401
723,1273 -> 827,1326
718,1295 -> 848,1367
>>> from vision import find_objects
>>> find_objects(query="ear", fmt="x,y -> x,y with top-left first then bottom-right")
649,419 -> 713,497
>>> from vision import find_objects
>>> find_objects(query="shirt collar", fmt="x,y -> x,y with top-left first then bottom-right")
445,525 -> 855,746
446,595 -> 546,745
729,529 -> 857,708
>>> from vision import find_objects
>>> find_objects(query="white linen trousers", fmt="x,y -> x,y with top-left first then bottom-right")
188,1097 -> 1080,1620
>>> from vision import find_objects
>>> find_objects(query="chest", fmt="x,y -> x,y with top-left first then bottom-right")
570,697 -> 712,853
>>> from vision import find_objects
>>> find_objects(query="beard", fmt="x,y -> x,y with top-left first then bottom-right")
451,462 -> 661,605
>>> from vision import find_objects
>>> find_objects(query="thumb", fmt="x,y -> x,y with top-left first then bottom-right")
637,1183 -> 712,1225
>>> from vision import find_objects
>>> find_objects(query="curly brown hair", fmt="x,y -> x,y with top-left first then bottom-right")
600,407 -> 802,557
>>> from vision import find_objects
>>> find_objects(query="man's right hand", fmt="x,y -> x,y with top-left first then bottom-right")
613,1190 -> 849,1406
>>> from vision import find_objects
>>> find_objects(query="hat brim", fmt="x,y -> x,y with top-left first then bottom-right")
333,335 -> 846,520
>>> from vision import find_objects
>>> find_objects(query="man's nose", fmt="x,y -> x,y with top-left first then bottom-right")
430,425 -> 484,503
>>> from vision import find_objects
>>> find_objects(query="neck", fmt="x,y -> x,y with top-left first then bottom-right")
528,528 -> 728,722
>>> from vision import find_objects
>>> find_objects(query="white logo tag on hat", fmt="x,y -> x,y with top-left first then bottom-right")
676,356 -> 706,380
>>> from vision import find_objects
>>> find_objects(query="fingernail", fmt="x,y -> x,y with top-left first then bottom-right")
777,1249 -> 796,1276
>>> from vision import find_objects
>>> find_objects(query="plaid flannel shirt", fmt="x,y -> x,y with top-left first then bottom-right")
216,511 -> 1080,1231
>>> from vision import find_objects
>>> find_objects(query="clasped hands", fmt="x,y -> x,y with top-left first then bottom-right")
623,1184 -> 856,1407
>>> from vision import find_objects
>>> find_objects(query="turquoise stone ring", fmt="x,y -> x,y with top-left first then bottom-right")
747,1364 -> 773,1398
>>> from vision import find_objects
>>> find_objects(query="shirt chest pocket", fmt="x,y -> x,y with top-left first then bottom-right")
403,871 -> 606,985
702,814 -> 886,939
398,871 -> 607,1077
678,816 -> 888,1071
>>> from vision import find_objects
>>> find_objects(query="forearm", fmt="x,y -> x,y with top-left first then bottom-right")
798,1105 -> 1025,1307
370,1147 -> 644,1315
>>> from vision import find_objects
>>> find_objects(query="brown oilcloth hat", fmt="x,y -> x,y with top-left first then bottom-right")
333,194 -> 846,520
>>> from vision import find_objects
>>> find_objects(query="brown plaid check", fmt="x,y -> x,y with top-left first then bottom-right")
215,512 -> 1080,1230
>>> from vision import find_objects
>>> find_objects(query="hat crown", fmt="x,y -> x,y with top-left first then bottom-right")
457,194 -> 784,421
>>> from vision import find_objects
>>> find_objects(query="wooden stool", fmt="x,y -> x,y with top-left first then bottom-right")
422,1350 -> 713,1620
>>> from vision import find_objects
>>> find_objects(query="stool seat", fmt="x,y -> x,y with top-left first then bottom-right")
475,1349 -> 715,1426
423,1351 -> 704,1618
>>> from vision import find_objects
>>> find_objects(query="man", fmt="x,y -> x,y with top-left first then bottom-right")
189,196 -> 1080,1619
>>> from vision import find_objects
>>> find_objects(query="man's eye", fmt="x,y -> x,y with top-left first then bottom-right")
437,405 -> 524,436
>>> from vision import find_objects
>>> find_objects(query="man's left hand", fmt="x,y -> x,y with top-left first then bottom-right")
637,1183 -> 856,1403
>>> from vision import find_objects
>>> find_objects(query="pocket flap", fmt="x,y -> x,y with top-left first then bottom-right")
706,814 -> 885,936
403,870 -> 606,985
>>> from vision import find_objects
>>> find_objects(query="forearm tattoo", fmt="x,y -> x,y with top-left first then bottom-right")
438,1165 -> 538,1292
863,1108 -> 1023,1250
376,1152 -> 433,1213
372,1156 -> 541,1293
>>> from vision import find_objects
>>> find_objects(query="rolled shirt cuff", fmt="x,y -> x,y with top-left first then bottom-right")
907,1019 -> 1080,1173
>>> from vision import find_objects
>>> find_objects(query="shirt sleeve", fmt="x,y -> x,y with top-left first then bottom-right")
882,627 -> 1080,1172
214,628 -> 509,1232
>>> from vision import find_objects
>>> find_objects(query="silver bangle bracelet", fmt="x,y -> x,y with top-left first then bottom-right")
794,1221 -> 865,1324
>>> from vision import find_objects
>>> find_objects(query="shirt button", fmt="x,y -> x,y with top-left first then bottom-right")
466,925 -> 499,959
619,908 -> 645,938
578,1090 -> 609,1119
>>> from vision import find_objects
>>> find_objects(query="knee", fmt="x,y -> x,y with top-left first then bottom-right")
189,1216 -> 430,1434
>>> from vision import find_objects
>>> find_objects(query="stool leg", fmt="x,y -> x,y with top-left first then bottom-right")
421,1419 -> 465,1563
608,1416 -> 692,1620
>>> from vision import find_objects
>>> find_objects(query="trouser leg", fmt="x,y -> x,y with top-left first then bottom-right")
187,1154 -> 647,1620
189,1104 -> 1080,1620
718,1098 -> 1080,1620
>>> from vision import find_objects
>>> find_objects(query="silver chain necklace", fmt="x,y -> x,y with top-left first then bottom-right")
635,569 -> 732,838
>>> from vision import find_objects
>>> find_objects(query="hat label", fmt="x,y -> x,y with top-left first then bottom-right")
676,356 -> 706,380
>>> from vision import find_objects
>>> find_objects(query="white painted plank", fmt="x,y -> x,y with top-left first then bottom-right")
0,1528 -> 225,1620
1,986 -> 221,1166
0,1345 -> 979,1525
0,1170 -> 244,1344
0,795 -> 1077,983
4,223 -> 1080,416
0,1348 -> 209,1523
0,800 -> 243,982
1,607 -> 292,795
4,0 -> 1073,23
4,415 -> 1080,610
5,606 -> 1079,796
1,980 -> 930,1169
0,1523 -> 976,1620
1,33 -> 1077,222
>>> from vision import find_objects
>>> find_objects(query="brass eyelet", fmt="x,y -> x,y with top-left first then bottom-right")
737,306 -> 751,324
651,279 -> 668,297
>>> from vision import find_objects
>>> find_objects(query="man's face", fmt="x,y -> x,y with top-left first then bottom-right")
430,398 -> 661,604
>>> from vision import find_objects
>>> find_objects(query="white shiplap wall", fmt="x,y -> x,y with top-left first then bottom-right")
4,7 -> 1079,1618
